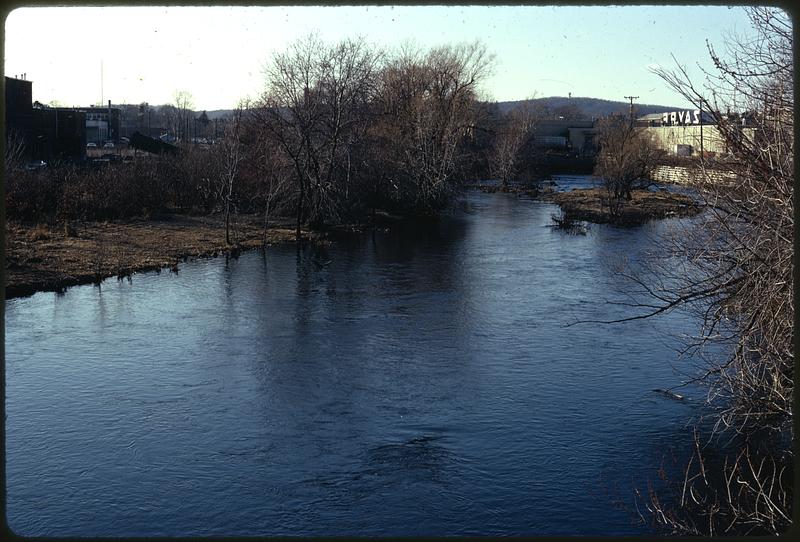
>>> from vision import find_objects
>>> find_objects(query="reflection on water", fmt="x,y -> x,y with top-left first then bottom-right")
6,182 -> 706,536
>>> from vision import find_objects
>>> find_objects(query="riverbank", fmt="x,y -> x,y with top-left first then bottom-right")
4,214 -> 317,299
467,183 -> 551,197
545,187 -> 702,225
3,186 -> 700,299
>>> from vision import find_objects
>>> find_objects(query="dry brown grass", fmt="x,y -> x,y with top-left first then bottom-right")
547,187 -> 701,225
5,213 -> 317,299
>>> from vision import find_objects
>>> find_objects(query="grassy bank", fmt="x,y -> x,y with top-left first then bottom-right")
4,214 -> 319,299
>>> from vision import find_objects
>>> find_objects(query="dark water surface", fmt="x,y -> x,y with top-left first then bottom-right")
5,182 -> 705,536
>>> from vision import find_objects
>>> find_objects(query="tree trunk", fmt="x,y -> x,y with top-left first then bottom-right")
224,200 -> 230,245
262,198 -> 271,246
296,184 -> 304,242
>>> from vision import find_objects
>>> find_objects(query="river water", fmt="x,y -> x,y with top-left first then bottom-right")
5,178 -> 707,536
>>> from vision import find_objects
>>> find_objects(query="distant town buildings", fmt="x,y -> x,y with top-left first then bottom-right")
4,74 -> 755,165
4,76 -> 163,163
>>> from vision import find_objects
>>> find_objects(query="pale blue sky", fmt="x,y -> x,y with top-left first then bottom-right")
4,4 -> 760,110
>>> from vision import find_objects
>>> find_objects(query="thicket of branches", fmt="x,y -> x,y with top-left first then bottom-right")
9,37 -> 553,238
5,147 -> 223,224
8,34 -> 596,242
625,7 -> 793,534
489,98 -> 537,186
593,115 -> 664,214
250,36 -> 497,238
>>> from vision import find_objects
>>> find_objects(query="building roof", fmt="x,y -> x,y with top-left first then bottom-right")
637,112 -> 664,121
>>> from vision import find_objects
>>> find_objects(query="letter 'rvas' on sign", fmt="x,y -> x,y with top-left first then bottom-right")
662,109 -> 701,125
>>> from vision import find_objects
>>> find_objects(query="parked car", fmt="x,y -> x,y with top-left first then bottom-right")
86,142 -> 97,148
102,141 -> 115,149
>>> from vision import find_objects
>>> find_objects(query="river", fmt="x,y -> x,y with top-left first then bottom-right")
5,177 -> 707,536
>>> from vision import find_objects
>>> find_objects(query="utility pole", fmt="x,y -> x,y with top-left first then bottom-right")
624,95 -> 639,127
100,59 -> 104,107
699,99 -> 704,163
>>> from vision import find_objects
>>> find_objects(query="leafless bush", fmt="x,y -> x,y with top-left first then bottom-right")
609,7 -> 794,534
5,128 -> 26,171
637,430 -> 792,535
594,115 -> 663,210
549,211 -> 587,235
648,5 -> 793,440
5,168 -> 60,223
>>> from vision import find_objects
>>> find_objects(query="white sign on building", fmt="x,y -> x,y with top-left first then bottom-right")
661,109 -> 701,126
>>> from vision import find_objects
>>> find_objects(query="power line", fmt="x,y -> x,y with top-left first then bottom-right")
624,95 -> 639,127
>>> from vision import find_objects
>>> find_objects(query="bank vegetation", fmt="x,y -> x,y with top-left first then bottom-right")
6,37 -> 532,238
4,36 -> 546,294
600,7 -> 792,535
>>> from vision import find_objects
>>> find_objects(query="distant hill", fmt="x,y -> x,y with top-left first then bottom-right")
494,96 -> 684,119
204,109 -> 236,120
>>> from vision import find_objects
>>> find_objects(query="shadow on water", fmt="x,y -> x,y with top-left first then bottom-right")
302,434 -> 465,509
365,435 -> 463,480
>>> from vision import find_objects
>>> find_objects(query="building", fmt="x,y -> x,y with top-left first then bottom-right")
83,101 -> 121,145
531,119 -> 596,153
636,112 -> 666,127
5,75 -> 86,163
637,109 -> 754,157
5,75 -> 34,133
31,103 -> 87,161
646,124 -> 727,156
567,126 -> 598,156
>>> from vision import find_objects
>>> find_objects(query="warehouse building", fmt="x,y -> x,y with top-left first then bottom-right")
83,101 -> 120,145
529,119 -> 597,155
637,109 -> 754,157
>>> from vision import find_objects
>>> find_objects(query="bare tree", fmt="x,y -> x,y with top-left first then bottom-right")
594,115 -> 663,205
257,34 -> 380,238
173,90 -> 195,142
377,40 -> 494,213
255,34 -> 382,239
595,7 -> 793,535
489,98 -> 535,186
158,104 -> 179,139
649,5 -> 793,440
250,124 -> 292,244
216,104 -> 245,245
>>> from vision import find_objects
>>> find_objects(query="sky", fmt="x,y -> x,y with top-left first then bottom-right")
3,4 -> 761,111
